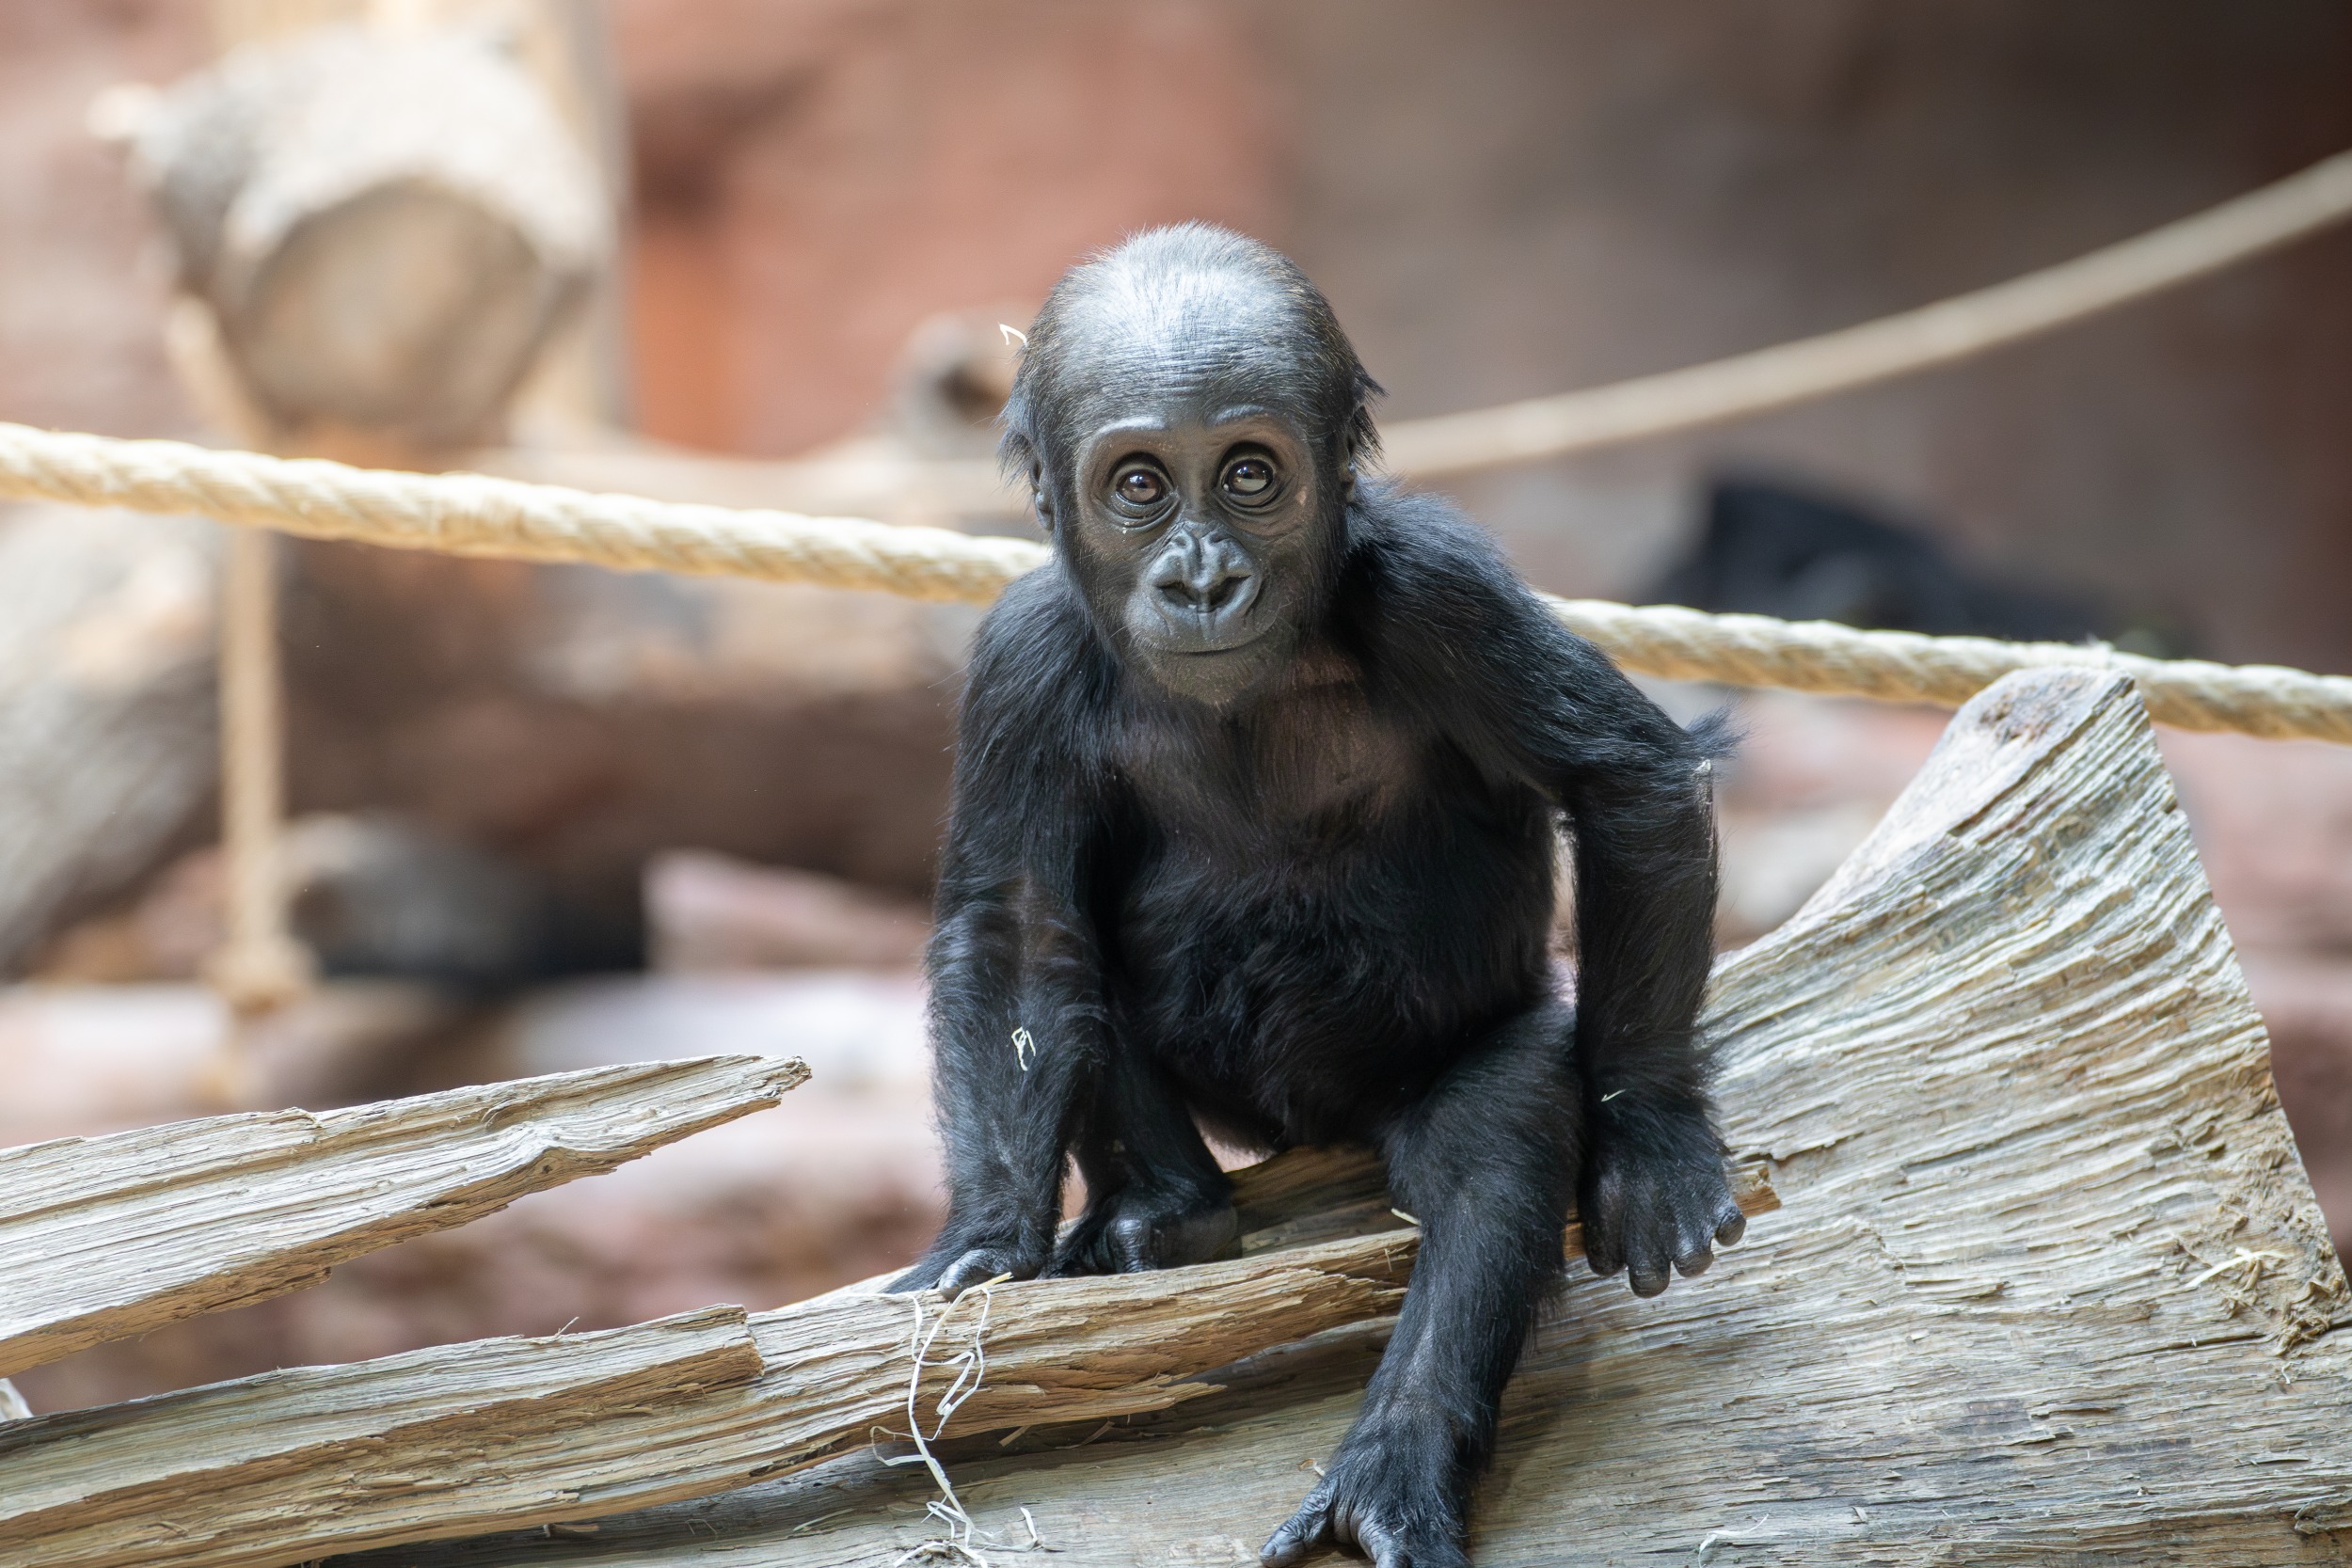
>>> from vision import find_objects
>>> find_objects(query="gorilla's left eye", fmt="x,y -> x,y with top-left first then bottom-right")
1221,455 -> 1277,501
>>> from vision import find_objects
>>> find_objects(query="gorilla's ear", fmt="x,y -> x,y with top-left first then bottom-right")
998,429 -> 1053,534
1343,368 -> 1384,477
1031,464 -> 1056,535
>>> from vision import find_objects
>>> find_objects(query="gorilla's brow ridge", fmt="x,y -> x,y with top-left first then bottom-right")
1003,224 -> 1376,483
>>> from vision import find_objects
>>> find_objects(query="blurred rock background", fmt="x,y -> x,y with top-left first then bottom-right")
4,0 -> 2352,1411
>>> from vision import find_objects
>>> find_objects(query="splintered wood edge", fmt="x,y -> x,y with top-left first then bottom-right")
0,1053 -> 809,1380
0,1307 -> 768,1523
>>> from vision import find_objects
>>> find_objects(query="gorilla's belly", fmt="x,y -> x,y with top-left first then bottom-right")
1106,832 -> 1555,1142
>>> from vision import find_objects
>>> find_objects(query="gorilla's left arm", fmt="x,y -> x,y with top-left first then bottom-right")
1357,490 -> 1745,1295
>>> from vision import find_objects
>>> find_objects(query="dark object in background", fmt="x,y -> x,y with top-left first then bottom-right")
1652,478 -> 2114,644
32,813 -> 642,996
289,816 -> 642,994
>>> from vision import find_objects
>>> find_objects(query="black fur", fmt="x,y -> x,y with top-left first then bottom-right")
891,224 -> 1741,1568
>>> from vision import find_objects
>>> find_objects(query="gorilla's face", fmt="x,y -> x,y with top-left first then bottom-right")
1065,394 -> 1329,705
1009,234 -> 1366,709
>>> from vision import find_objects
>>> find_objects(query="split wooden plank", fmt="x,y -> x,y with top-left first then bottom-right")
349,668 -> 2352,1567
0,1214 -> 1396,1568
0,1053 -> 806,1380
0,1307 -> 764,1560
0,1126 -> 1770,1568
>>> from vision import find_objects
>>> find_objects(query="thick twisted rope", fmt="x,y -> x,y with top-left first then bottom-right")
5,420 -> 2350,744
1381,148 -> 2352,475
1548,600 -> 2352,744
0,422 -> 1043,603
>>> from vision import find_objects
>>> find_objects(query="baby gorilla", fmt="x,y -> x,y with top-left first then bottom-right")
892,224 -> 1742,1567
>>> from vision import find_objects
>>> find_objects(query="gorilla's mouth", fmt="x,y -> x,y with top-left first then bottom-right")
1152,618 -> 1270,658
1143,575 -> 1266,655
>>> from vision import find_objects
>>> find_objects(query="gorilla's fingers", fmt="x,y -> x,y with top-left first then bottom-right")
935,1247 -> 1033,1297
1260,1489 -> 1335,1568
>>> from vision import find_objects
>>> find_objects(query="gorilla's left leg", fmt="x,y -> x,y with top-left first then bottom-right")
1263,997 -> 1580,1568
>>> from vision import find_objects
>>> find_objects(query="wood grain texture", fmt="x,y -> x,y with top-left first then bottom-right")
0,1307 -> 765,1566
340,670 -> 2352,1566
0,1219 -> 1398,1568
0,1121 -> 1768,1567
0,1053 -> 807,1380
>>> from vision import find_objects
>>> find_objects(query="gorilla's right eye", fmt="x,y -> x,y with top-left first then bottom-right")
1112,466 -> 1167,510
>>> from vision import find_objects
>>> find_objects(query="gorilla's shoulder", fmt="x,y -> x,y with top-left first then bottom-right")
962,563 -> 1113,733
1343,481 -> 1534,624
973,563 -> 1093,665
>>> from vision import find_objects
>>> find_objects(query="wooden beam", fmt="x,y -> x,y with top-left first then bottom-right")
350,669 -> 2352,1566
0,1053 -> 806,1380
139,21 -> 610,455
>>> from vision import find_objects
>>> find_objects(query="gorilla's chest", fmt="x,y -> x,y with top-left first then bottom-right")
1112,683 -> 1420,853
1097,688 -> 1557,1109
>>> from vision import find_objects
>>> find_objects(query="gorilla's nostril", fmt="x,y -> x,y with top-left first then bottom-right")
1202,573 -> 1248,612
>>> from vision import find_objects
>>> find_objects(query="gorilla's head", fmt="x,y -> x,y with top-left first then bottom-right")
1002,225 -> 1382,707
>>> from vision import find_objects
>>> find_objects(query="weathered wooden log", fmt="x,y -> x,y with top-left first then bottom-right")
0,1307 -> 768,1566
0,505 -> 219,975
0,1054 -> 804,1381
0,1130 -> 1771,1568
132,25 -> 609,451
341,668 -> 2352,1567
0,1241 -> 1396,1568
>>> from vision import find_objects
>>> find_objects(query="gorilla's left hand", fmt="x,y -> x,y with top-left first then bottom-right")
1579,1096 -> 1744,1297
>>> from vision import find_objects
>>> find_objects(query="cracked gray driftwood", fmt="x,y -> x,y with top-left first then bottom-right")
0,1054 -> 806,1381
335,668 -> 2352,1567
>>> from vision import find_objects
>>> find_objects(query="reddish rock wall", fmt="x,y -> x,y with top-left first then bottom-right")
0,2 -> 205,437
617,0 -> 1285,455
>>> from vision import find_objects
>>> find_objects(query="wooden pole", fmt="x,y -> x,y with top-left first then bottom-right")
200,526 -> 310,1061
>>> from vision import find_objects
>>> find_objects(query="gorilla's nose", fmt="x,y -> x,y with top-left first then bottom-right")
1152,535 -> 1255,620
